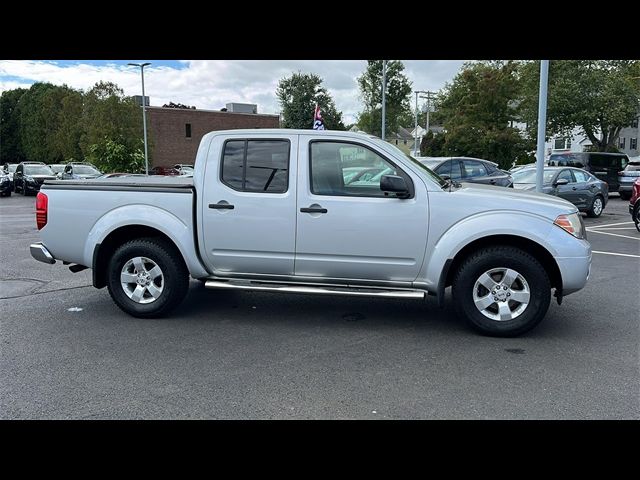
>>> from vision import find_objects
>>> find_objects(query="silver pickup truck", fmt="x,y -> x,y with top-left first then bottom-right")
31,129 -> 591,336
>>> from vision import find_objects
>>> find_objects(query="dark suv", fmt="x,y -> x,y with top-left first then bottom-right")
13,162 -> 57,195
548,152 -> 630,192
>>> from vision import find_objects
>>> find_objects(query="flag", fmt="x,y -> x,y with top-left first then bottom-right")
313,104 -> 325,130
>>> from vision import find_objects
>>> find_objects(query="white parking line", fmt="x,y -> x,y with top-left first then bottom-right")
588,221 -> 634,229
590,227 -> 638,230
585,229 -> 640,241
593,250 -> 640,258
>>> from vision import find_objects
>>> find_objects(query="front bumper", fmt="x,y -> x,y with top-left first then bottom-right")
556,251 -> 592,296
30,242 -> 56,264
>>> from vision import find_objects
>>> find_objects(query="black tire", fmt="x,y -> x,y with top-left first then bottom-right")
586,195 -> 604,218
619,192 -> 631,201
452,246 -> 551,337
634,202 -> 640,233
106,237 -> 189,318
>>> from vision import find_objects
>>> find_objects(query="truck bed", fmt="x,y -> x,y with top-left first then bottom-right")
44,176 -> 194,191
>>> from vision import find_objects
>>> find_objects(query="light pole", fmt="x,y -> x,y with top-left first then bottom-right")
381,60 -> 387,140
128,62 -> 151,175
414,90 -> 427,156
535,60 -> 549,193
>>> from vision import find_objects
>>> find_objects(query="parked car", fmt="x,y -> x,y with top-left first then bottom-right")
173,164 -> 194,175
509,163 -> 536,173
630,178 -> 640,232
60,162 -> 102,180
49,164 -> 66,179
418,156 -> 513,187
547,152 -> 630,192
2,163 -> 19,191
98,173 -> 148,179
149,166 -> 180,176
618,156 -> 640,200
0,172 -> 12,196
13,162 -> 57,195
512,166 -> 608,217
30,129 -> 592,337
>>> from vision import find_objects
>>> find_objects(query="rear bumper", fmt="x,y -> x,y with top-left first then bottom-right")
30,242 -> 56,264
618,184 -> 634,193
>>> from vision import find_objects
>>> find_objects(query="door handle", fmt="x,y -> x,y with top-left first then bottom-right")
209,202 -> 234,210
490,180 -> 497,184
300,207 -> 328,214
572,187 -> 577,190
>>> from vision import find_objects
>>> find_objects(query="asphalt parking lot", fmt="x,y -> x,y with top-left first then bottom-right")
1,192 -> 638,419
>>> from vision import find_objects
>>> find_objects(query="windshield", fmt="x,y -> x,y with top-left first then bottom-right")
25,165 -> 54,176
74,165 -> 101,175
512,168 -> 556,184
50,165 -> 65,173
8,164 -> 18,173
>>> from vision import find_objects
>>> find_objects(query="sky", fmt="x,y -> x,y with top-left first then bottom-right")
0,60 -> 466,125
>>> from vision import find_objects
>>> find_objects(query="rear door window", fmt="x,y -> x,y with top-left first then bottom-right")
221,139 -> 290,193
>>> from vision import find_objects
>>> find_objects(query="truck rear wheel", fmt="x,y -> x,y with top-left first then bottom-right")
106,237 -> 189,318
452,246 -> 551,337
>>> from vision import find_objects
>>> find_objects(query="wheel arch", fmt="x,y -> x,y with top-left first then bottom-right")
438,234 -> 562,306
92,225 -> 188,289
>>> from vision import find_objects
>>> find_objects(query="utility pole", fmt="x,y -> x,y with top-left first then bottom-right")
414,90 -> 427,156
416,91 -> 436,156
381,60 -> 387,140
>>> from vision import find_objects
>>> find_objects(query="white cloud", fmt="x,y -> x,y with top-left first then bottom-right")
0,60 -> 465,125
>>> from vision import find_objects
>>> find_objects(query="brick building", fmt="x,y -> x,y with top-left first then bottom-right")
146,106 -> 280,167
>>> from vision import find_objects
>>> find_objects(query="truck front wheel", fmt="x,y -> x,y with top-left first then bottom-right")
106,237 -> 189,318
452,246 -> 551,337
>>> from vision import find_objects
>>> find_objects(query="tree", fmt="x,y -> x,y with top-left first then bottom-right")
420,130 -> 446,156
0,87 -> 27,163
436,61 -> 534,168
16,83 -> 84,163
356,60 -> 413,137
276,72 -> 345,130
520,60 -> 640,152
86,137 -> 145,173
80,81 -> 145,159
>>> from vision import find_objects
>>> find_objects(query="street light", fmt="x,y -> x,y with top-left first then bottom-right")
128,62 -> 151,175
413,90 -> 427,156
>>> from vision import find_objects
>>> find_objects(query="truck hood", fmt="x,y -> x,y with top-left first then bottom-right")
452,182 -> 577,219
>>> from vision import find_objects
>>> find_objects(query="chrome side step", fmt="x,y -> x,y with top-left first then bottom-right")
204,280 -> 425,299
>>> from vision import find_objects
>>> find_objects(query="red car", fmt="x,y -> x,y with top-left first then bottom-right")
149,166 -> 180,176
630,178 -> 640,232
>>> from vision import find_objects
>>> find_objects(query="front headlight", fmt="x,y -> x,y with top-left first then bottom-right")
25,176 -> 36,183
554,213 -> 585,239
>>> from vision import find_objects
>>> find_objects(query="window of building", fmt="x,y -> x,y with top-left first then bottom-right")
631,117 -> 639,128
185,123 -> 192,138
554,136 -> 571,150
631,138 -> 638,150
619,137 -> 626,149
220,139 -> 290,193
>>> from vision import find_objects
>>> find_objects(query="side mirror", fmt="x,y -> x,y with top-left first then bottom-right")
380,174 -> 410,199
554,178 -> 569,186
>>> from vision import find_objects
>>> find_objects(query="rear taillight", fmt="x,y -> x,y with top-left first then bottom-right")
36,191 -> 48,230
618,171 -> 625,176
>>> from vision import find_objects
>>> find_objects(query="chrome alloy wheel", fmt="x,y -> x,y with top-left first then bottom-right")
120,256 -> 164,304
592,197 -> 603,216
472,267 -> 531,321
